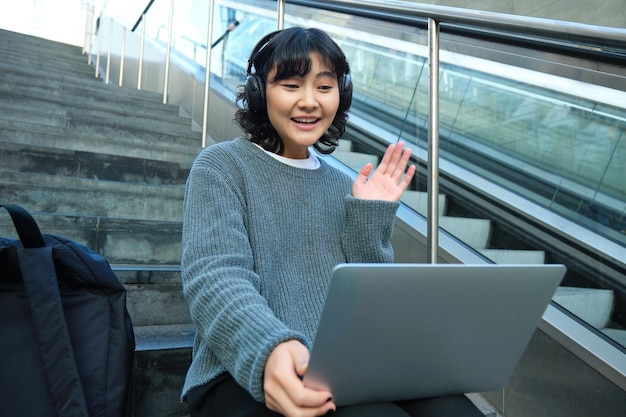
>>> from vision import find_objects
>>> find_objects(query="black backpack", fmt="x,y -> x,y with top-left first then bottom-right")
0,203 -> 135,417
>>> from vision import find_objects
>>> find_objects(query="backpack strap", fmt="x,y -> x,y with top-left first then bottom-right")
1,204 -> 90,417
0,203 -> 45,248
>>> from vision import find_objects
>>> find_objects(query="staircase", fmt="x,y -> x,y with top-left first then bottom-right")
0,29 -> 197,417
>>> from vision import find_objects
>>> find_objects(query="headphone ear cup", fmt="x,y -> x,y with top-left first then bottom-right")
245,74 -> 266,113
338,73 -> 353,112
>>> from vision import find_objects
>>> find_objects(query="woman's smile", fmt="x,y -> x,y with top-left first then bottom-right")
292,117 -> 321,130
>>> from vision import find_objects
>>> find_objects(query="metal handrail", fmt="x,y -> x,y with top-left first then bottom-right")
131,0 -> 156,32
202,0 -> 216,148
105,18 -> 112,84
163,0 -> 174,104
277,0 -> 285,30
288,0 -> 626,48
138,13 -> 146,90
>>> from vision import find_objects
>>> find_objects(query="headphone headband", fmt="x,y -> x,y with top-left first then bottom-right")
246,30 -> 280,75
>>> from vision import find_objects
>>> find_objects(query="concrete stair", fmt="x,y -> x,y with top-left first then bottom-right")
0,28 -> 196,417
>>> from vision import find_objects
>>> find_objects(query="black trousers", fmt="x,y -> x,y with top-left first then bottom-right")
185,374 -> 485,417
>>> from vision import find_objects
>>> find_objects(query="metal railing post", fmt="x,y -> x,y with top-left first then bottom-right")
105,17 -> 113,84
201,0 -> 216,148
95,17 -> 102,79
277,0 -> 285,29
82,1 -> 91,55
86,3 -> 95,65
427,18 -> 440,264
163,0 -> 175,104
119,27 -> 126,87
138,13 -> 146,90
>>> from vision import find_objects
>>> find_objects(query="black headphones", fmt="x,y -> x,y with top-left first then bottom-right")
244,31 -> 353,114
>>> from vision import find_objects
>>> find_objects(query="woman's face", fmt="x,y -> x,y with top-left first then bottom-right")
265,53 -> 340,159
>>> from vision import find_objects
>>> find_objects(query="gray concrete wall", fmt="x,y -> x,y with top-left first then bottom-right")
405,0 -> 625,28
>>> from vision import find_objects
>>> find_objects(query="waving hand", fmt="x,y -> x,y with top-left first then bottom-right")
352,141 -> 416,201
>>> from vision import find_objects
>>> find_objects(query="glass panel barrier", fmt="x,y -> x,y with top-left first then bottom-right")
440,66 -> 626,245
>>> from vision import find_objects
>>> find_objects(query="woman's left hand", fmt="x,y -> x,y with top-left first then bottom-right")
263,340 -> 336,417
352,141 -> 416,202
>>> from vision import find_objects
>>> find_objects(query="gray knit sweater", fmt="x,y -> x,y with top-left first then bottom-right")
181,137 -> 399,402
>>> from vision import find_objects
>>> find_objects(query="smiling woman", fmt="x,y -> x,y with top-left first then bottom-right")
178,27 -> 482,417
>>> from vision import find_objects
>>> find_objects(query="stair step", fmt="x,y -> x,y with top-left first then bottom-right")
0,68 -> 167,107
0,84 -> 181,122
130,324 -> 193,417
124,281 -> 189,327
0,29 -> 82,47
114,264 -> 188,327
479,249 -> 546,264
440,216 -> 491,249
0,90 -> 192,129
0,42 -> 94,76
0,101 -> 196,138
0,213 -> 182,265
0,39 -> 87,60
0,122 -> 200,168
114,265 -> 189,326
0,29 -> 88,58
333,151 -> 379,171
0,50 -> 94,78
116,266 -> 191,415
114,264 -> 182,284
552,287 -> 614,329
134,323 -> 195,352
0,141 -> 189,185
402,190 -> 447,216
0,171 -> 184,221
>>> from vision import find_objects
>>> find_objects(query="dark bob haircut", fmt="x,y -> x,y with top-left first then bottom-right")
235,27 -> 351,155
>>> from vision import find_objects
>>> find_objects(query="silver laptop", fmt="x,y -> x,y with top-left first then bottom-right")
303,263 -> 566,406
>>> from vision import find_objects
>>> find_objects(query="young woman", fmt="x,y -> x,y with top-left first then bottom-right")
181,27 -> 481,417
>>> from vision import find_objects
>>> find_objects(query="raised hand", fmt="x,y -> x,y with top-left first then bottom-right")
352,141 -> 416,201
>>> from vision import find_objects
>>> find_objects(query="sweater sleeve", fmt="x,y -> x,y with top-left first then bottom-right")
181,152 -> 306,401
340,195 -> 399,263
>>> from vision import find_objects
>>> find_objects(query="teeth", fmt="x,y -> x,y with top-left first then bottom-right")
293,118 -> 317,124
